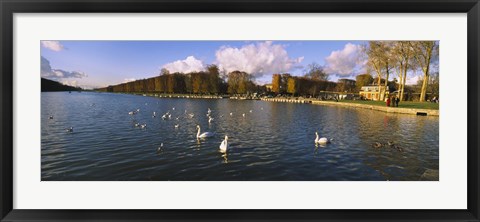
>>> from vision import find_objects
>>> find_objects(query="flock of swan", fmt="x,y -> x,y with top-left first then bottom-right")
49,102 -> 332,157
124,105 -> 332,155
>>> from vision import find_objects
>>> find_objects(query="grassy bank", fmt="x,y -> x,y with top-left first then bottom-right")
338,100 -> 439,110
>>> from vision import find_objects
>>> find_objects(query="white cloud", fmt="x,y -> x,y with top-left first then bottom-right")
215,41 -> 303,78
324,43 -> 365,77
41,56 -> 87,79
162,56 -> 205,73
62,80 -> 78,87
41,41 -> 65,52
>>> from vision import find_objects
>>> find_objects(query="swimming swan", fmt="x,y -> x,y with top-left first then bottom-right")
219,135 -> 228,153
196,125 -> 214,138
315,132 -> 330,144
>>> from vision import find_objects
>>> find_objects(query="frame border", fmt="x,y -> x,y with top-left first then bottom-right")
1,0 -> 479,221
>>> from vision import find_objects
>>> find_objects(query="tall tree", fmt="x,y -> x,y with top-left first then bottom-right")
355,73 -> 373,92
272,74 -> 281,94
304,62 -> 329,81
410,41 -> 438,102
206,64 -> 220,94
392,41 -> 414,101
365,41 -> 394,100
287,77 -> 298,96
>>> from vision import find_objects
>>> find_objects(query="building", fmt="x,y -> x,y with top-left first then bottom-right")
359,85 -> 389,101
264,84 -> 273,92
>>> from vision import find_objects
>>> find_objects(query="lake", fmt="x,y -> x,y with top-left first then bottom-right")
41,92 -> 439,181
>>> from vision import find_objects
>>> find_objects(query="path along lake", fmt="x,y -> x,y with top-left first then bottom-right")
41,92 -> 439,181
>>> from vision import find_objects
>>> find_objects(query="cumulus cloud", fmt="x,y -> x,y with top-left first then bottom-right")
41,56 -> 87,79
41,41 -> 65,52
215,41 -> 303,78
62,80 -> 78,87
324,43 -> 365,77
162,56 -> 205,73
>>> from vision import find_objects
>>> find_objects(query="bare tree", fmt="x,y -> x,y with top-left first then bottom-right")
304,62 -> 329,81
392,41 -> 415,101
365,41 -> 394,100
410,41 -> 438,102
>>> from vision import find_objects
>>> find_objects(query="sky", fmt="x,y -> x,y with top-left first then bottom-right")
40,40 -> 426,89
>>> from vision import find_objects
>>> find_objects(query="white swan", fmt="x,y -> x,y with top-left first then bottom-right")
219,135 -> 228,153
196,125 -> 214,138
315,132 -> 330,144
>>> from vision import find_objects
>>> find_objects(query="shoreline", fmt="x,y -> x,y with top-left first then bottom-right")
261,98 -> 439,117
95,91 -> 439,116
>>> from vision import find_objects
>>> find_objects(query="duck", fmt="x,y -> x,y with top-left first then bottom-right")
65,127 -> 73,133
372,142 -> 383,148
128,111 -> 135,115
242,113 -> 246,117
230,112 -> 233,116
196,125 -> 214,138
174,124 -> 179,129
314,132 -> 330,144
219,135 -> 228,153
249,110 -> 253,113
140,124 -> 147,129
157,143 -> 163,153
189,113 -> 195,118
48,115 -> 54,119
134,122 -> 140,127
152,112 -> 156,118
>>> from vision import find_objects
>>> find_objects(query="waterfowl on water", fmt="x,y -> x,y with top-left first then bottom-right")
49,115 -> 54,119
140,124 -> 147,129
175,124 -> 179,128
315,132 -> 330,144
196,125 -> 214,138
157,143 -> 163,152
372,142 -> 383,148
219,135 -> 228,153
209,116 -> 214,123
66,127 -> 73,133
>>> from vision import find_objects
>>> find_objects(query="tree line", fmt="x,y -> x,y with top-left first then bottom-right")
97,65 -> 266,95
365,41 -> 438,102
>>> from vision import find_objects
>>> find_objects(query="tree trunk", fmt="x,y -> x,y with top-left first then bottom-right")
383,61 -> 390,101
420,72 -> 429,102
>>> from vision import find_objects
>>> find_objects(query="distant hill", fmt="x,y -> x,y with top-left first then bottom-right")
41,78 -> 82,92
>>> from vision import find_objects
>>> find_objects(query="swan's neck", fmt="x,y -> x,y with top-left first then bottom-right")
197,127 -> 201,137
315,133 -> 319,141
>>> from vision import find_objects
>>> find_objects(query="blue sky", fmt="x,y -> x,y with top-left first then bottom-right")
41,40 -> 377,89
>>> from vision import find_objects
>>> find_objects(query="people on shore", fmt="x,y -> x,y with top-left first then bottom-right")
395,96 -> 400,107
386,97 -> 391,107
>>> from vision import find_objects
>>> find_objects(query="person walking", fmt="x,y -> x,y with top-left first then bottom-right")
386,97 -> 391,107
395,96 -> 400,107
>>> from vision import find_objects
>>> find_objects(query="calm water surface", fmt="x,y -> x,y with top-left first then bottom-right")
41,92 -> 439,181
